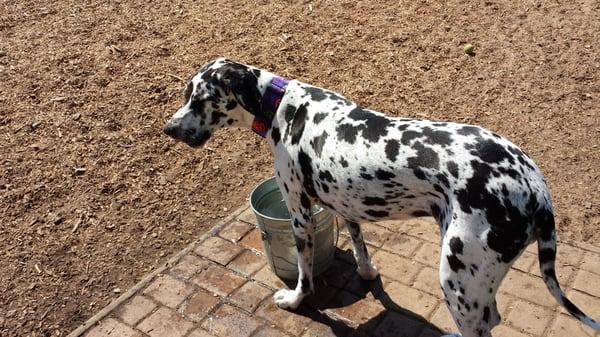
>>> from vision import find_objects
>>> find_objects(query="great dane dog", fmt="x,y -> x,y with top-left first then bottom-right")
163,58 -> 600,337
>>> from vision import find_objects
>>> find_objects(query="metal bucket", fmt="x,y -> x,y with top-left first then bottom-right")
249,177 -> 335,280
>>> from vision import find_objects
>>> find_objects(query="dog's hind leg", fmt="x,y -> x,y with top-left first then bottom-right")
439,223 -> 510,337
342,219 -> 379,280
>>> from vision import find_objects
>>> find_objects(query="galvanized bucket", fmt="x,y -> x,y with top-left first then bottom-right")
249,177 -> 336,280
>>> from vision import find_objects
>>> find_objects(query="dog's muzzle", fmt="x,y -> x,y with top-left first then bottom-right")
163,121 -> 179,138
163,120 -> 210,148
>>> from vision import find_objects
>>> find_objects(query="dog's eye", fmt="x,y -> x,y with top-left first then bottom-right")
183,82 -> 193,102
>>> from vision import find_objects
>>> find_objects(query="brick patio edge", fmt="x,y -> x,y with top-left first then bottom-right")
66,205 -> 249,337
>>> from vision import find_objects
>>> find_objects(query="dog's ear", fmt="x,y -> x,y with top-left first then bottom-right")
218,64 -> 262,116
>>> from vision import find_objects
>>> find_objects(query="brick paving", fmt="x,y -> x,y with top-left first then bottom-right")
69,206 -> 600,337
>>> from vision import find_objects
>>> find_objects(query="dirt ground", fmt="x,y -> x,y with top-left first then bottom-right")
0,0 -> 598,336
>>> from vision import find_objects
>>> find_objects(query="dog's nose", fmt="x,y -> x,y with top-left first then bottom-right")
163,122 -> 178,138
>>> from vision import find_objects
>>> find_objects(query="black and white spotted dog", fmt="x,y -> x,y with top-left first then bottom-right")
164,58 -> 599,337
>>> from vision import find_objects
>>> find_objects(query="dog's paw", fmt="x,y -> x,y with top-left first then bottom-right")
357,264 -> 379,280
273,289 -> 303,310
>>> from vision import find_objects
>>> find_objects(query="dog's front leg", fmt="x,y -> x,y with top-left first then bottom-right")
273,200 -> 315,310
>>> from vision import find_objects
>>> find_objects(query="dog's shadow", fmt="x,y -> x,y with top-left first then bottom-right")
279,248 -> 446,337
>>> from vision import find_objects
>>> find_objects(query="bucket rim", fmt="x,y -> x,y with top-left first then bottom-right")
250,176 -> 325,221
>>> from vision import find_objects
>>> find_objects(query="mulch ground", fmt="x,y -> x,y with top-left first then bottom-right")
0,1 -> 598,336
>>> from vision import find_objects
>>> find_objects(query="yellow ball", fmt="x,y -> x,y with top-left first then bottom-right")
463,43 -> 475,55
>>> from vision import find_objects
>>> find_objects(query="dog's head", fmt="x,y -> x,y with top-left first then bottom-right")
163,58 -> 262,147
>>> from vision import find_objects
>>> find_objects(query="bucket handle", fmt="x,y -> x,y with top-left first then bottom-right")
333,216 -> 340,248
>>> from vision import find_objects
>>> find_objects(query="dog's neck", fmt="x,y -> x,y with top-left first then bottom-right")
251,75 -> 289,137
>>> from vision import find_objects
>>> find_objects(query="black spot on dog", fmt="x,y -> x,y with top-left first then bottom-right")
543,267 -> 556,279
535,208 -> 555,242
447,280 -> 456,291
401,130 -> 421,145
301,276 -> 311,294
284,104 -> 296,123
304,87 -> 327,101
422,127 -> 453,146
360,173 -> 373,180
436,173 -> 450,188
447,254 -> 466,272
538,248 -> 555,265
397,124 -> 409,131
271,127 -> 281,145
412,210 -> 430,217
407,142 -> 440,170
457,125 -> 481,136
447,161 -> 459,179
189,98 -> 206,115
413,168 -> 427,180
449,237 -> 464,255
225,100 -> 237,110
366,210 -> 389,218
313,112 -> 327,124
300,192 -> 311,210
348,107 -> 391,143
363,197 -> 388,206
319,170 -> 335,183
385,139 -> 400,162
455,161 -> 494,214
473,139 -> 514,164
339,157 -> 349,168
482,306 -> 490,323
497,166 -> 520,180
375,169 -> 395,181
562,296 -> 586,319
210,111 -> 227,125
508,146 -> 536,170
336,123 -> 360,144
311,131 -> 329,157
298,149 -> 317,197
290,103 -> 308,144
296,237 -> 306,252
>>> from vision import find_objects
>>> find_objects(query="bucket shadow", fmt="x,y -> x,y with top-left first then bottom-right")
279,248 -> 447,337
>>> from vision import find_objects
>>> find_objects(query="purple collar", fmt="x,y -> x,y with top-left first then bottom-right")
252,76 -> 289,137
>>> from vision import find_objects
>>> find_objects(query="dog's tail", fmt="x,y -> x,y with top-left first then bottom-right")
535,207 -> 600,330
